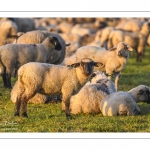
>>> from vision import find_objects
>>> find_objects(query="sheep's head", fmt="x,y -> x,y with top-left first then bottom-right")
67,58 -> 103,76
137,85 -> 150,103
45,36 -> 62,51
109,42 -> 133,58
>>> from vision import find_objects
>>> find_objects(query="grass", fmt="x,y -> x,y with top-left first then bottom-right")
1,48 -> 150,133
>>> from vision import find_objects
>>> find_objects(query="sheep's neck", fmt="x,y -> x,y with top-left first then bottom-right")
75,68 -> 89,86
128,89 -> 138,103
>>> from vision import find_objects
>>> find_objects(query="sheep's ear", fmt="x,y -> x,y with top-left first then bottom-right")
109,46 -> 117,51
93,62 -> 103,67
137,89 -> 144,95
127,45 -> 133,51
68,62 -> 80,68
66,43 -> 70,46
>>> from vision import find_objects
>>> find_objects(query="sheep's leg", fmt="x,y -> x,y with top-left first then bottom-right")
114,72 -> 120,91
21,100 -> 28,117
2,73 -> 7,88
6,73 -> 12,88
14,97 -> 21,116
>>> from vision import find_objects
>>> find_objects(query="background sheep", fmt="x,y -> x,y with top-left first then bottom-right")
14,58 -> 103,118
69,71 -> 116,114
13,30 -> 68,64
100,85 -> 150,116
63,42 -> 133,90
0,36 -> 62,88
108,22 -> 150,62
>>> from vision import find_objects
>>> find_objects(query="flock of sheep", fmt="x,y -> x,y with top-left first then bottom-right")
0,17 -> 150,118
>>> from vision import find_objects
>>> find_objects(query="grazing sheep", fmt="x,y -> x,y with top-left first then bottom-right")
14,58 -> 103,118
13,30 -> 68,64
69,71 -> 116,114
0,36 -> 62,88
63,42 -> 133,90
100,85 -> 150,116
108,22 -> 150,62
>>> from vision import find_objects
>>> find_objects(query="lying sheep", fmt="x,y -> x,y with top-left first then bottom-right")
100,85 -> 150,116
14,58 -> 103,118
13,30 -> 69,64
63,42 -> 133,90
0,36 -> 62,88
108,22 -> 150,62
69,71 -> 116,114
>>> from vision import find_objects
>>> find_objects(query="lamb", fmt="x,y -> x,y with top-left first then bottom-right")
0,36 -> 62,88
68,71 -> 116,114
108,22 -> 150,62
63,42 -> 133,90
14,58 -> 103,118
12,30 -> 68,64
100,85 -> 150,116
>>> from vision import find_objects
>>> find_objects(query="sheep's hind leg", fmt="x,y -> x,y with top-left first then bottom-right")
6,73 -> 12,88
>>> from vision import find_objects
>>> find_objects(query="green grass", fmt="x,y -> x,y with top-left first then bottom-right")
1,48 -> 150,132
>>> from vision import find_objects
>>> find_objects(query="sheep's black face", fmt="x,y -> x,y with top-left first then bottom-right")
50,37 -> 62,51
81,61 -> 94,76
118,49 -> 128,58
146,89 -> 150,104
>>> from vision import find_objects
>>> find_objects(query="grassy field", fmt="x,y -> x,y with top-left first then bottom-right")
1,48 -> 150,133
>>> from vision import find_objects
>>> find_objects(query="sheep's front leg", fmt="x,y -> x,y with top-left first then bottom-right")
113,72 -> 120,91
14,97 -> 21,116
6,73 -> 12,88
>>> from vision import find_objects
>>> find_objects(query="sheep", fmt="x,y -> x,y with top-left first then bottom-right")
14,58 -> 103,118
68,71 -> 116,114
12,30 -> 68,64
0,18 -> 18,43
100,85 -> 150,116
11,81 -> 61,104
63,42 -> 133,90
0,36 -> 62,88
108,22 -> 150,62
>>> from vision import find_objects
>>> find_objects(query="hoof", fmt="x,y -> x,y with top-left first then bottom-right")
21,112 -> 28,118
14,112 -> 20,116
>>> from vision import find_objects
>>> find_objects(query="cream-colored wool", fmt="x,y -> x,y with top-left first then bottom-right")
100,85 -> 150,116
69,71 -> 116,114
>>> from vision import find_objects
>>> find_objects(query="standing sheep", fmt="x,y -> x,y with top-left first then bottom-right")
108,22 -> 150,62
63,42 -> 133,90
0,36 -> 62,88
100,85 -> 150,116
69,71 -> 116,114
14,58 -> 103,118
13,30 -> 68,64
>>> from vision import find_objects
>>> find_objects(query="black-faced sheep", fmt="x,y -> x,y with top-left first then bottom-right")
13,30 -> 68,64
14,58 -> 103,118
0,36 -> 62,88
63,42 -> 133,90
100,85 -> 150,116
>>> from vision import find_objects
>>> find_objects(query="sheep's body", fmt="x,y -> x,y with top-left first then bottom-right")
0,36 -> 61,88
11,81 -> 61,104
108,22 -> 150,62
63,42 -> 133,90
100,85 -> 150,116
14,58 -> 102,117
14,30 -> 67,64
69,71 -> 116,114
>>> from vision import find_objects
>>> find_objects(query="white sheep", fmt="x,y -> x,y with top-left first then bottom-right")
63,42 -> 133,90
0,36 -> 62,88
14,58 -> 103,118
68,71 -> 116,114
13,30 -> 69,64
100,85 -> 150,116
